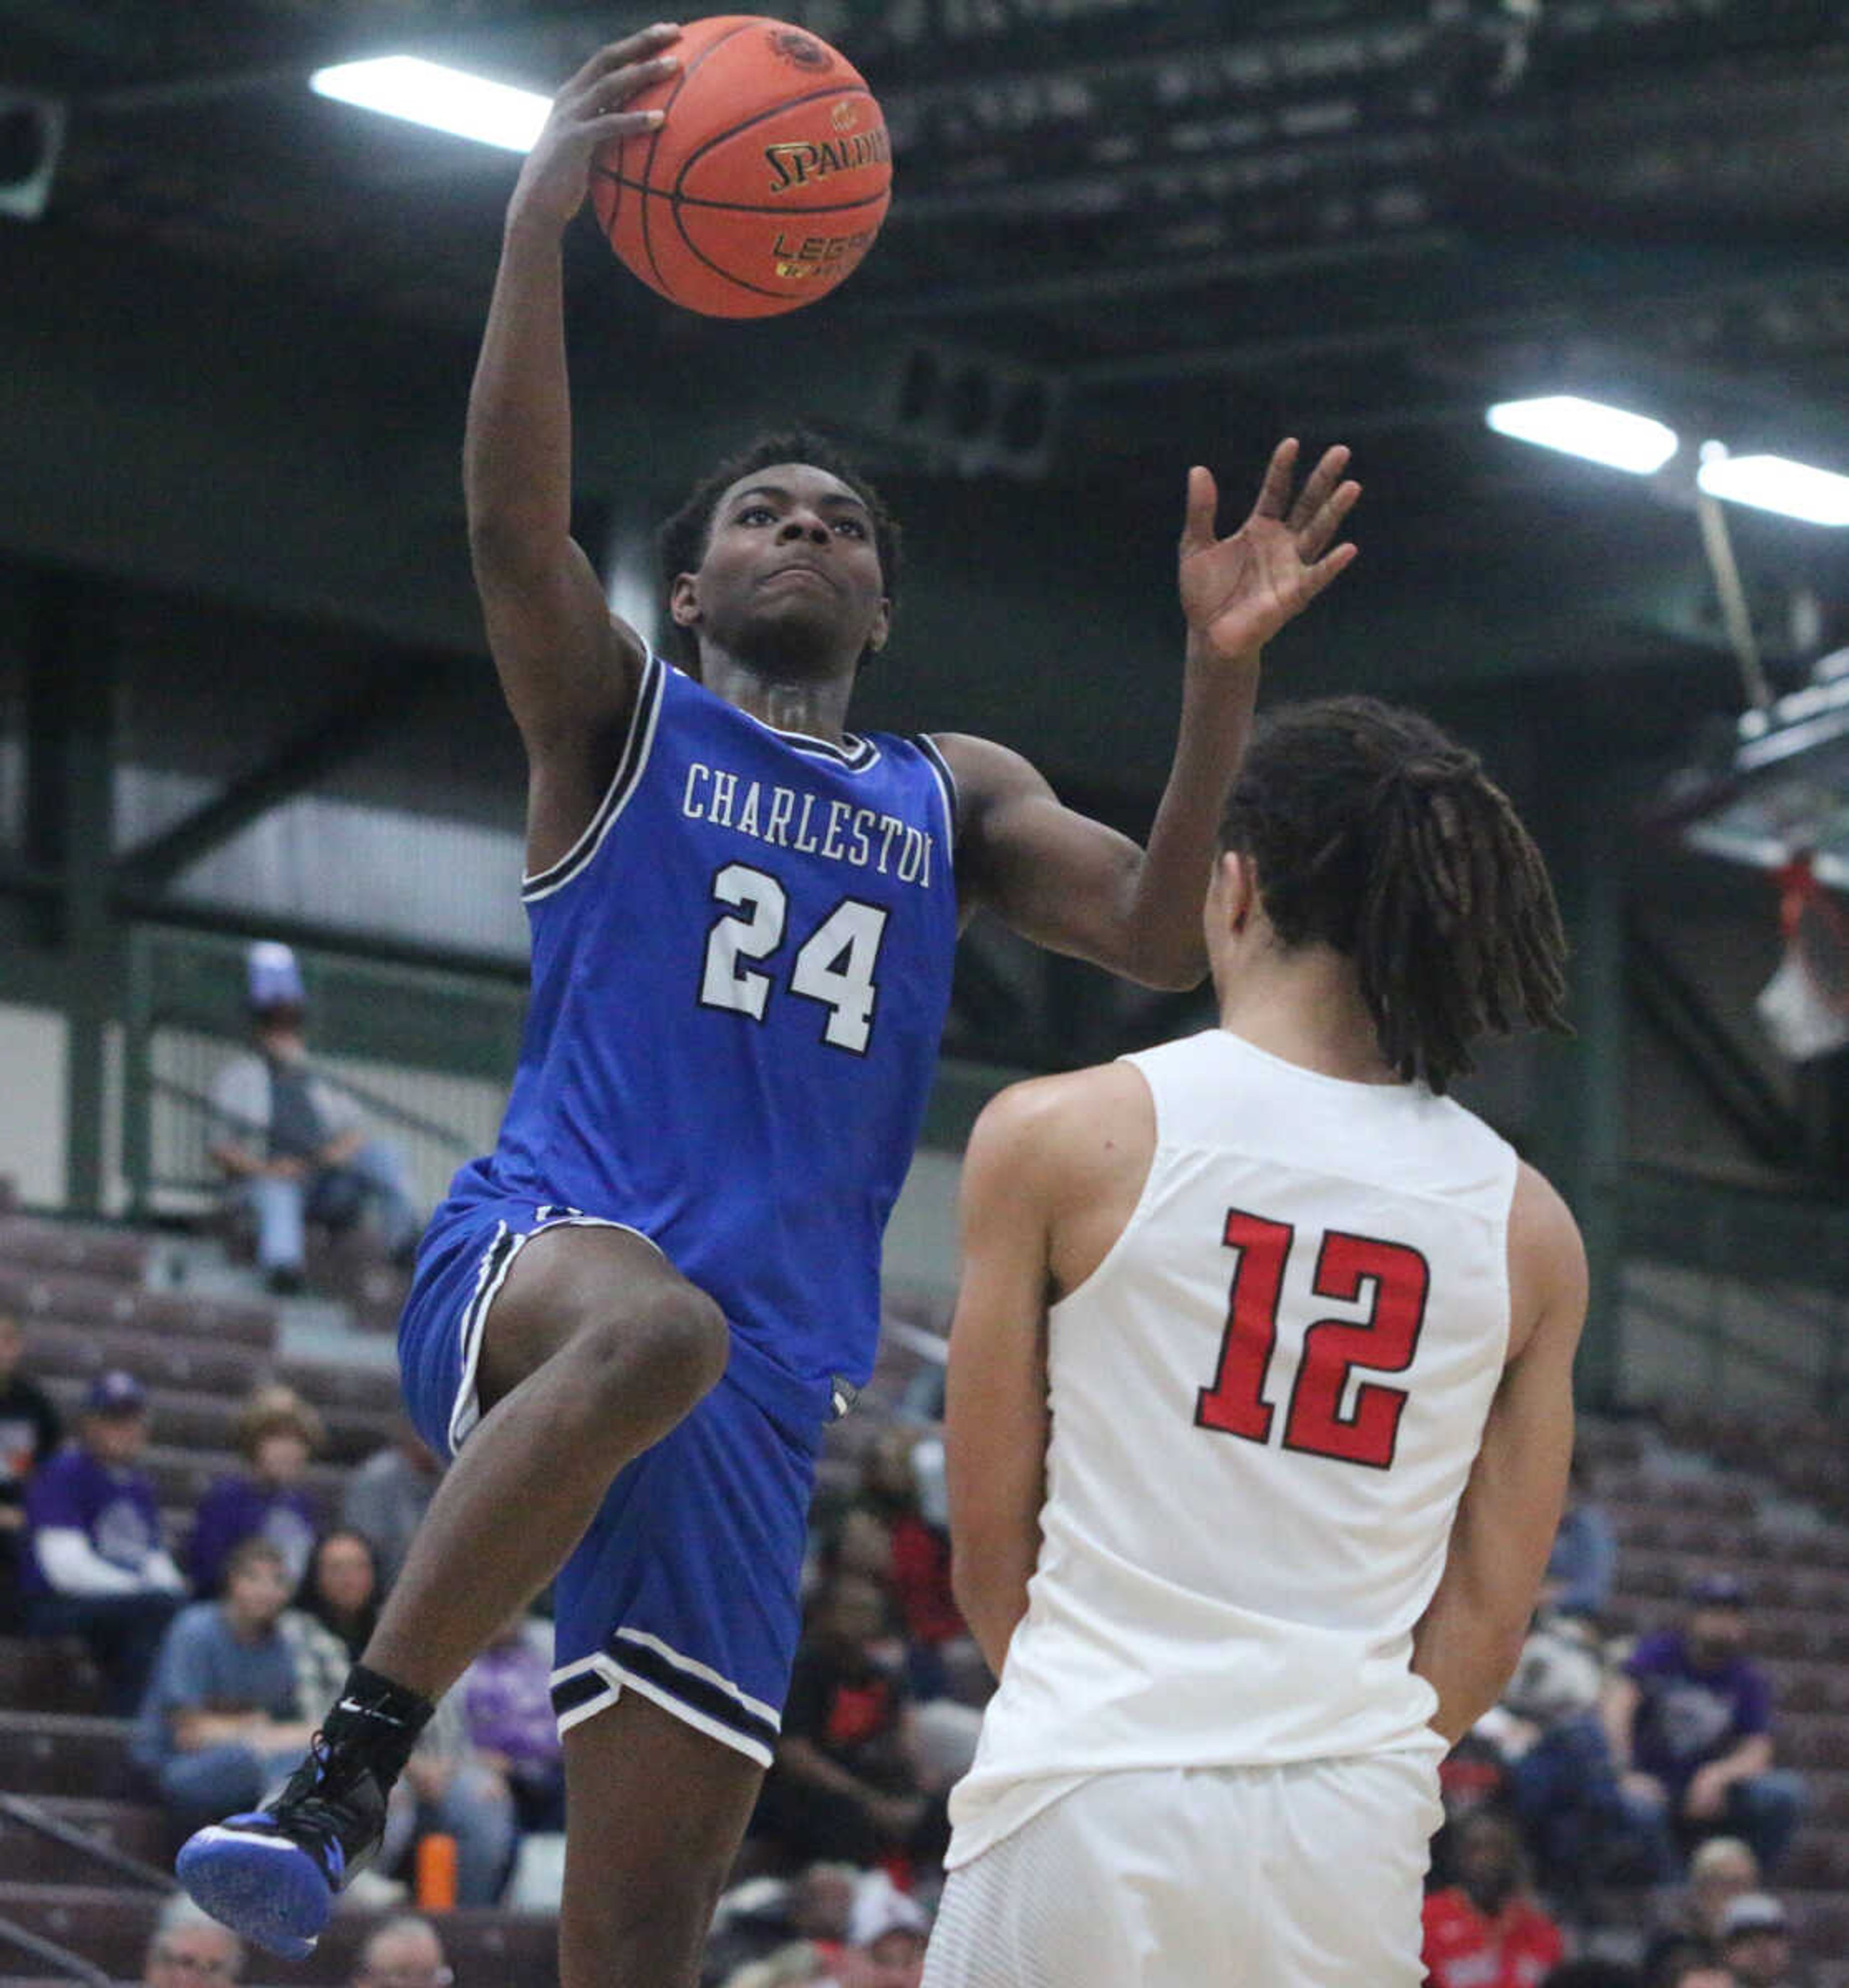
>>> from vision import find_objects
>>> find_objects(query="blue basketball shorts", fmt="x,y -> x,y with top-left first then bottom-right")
398,1195 -> 835,1767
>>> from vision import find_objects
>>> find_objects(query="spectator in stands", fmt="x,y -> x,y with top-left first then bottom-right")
295,1524 -> 381,1659
350,1913 -> 453,1988
24,1367 -> 186,1712
790,1859 -> 859,1961
1716,1892 -> 1805,1988
0,1306 -> 61,1628
1540,1450 -> 1618,1620
207,940 -> 422,1296
721,1948 -> 833,1988
143,1895 -> 245,1985
134,1536 -> 315,1831
1541,1967 -> 1641,1988
1654,1836 -> 1762,1949
458,1608 -> 564,1833
753,1573 -> 945,1872
187,1383 -> 326,1598
376,1684 -> 518,1909
1420,1809 -> 1566,1988
1640,1943 -> 1733,1988
838,1878 -> 929,1988
340,1415 -> 443,1590
1498,1610 -> 1640,1901
860,1427 -> 972,1703
1603,1574 -> 1806,1878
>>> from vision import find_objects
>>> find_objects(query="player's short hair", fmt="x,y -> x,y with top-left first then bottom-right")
1218,695 -> 1569,1094
656,429 -> 902,675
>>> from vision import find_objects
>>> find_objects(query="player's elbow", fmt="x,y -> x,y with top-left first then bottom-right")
1109,904 -> 1210,992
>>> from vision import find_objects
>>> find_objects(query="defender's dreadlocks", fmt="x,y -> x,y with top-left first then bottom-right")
1218,696 -> 1569,1094
656,429 -> 902,676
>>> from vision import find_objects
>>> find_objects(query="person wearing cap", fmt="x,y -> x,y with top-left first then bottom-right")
1602,1573 -> 1807,1881
22,1367 -> 187,1712
208,941 -> 423,1295
839,1877 -> 928,1988
1717,1890 -> 1806,1988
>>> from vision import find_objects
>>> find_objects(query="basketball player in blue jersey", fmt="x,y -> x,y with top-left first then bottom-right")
178,26 -> 1360,1984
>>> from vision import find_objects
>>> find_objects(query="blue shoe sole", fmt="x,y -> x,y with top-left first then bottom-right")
176,1822 -> 332,1962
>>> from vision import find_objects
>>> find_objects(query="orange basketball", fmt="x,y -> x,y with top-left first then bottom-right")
590,16 -> 891,319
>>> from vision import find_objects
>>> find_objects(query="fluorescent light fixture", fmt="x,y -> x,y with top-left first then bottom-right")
1485,395 -> 1680,475
311,56 -> 548,153
1696,444 -> 1849,528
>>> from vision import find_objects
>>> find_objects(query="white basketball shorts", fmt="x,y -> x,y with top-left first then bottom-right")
922,1753 -> 1442,1988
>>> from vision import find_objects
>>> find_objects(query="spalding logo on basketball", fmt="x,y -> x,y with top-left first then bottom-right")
591,15 -> 892,319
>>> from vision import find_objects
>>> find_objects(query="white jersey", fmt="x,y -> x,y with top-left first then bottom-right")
947,1027 -> 1517,1867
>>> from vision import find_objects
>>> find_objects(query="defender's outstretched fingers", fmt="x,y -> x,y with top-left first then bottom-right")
1295,480 -> 1362,564
1250,438 -> 1301,521
1179,465 -> 1221,557
1299,539 -> 1360,601
1285,445 -> 1353,536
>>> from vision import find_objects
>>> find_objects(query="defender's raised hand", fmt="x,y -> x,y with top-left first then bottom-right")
1178,440 -> 1360,668
508,25 -> 682,232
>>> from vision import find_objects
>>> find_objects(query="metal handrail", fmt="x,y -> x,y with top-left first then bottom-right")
0,1909 -> 115,1988
0,1793 -> 174,1891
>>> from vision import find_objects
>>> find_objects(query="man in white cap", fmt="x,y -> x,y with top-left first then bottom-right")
840,1879 -> 927,1988
23,1368 -> 186,1709
1717,1892 -> 1804,1988
208,942 -> 423,1294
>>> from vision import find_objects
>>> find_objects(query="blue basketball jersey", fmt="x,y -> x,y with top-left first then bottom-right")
443,654 -> 960,1389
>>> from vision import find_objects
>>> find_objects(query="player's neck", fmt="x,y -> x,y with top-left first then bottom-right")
701,653 -> 856,743
1213,949 -> 1400,1086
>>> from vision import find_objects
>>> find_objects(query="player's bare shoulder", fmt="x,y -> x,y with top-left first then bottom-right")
967,1062 -> 1156,1302
1505,1160 -> 1589,1367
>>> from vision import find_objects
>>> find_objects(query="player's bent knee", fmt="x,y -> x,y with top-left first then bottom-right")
570,1282 -> 729,1419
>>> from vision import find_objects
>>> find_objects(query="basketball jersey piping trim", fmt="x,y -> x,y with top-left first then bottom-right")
916,732 -> 961,845
739,707 -> 881,770
520,652 -> 667,900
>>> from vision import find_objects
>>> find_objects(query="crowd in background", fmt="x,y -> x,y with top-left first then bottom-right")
0,1249 -> 1826,1985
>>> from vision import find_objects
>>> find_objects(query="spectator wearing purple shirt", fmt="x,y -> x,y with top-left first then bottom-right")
0,1308 -> 62,1629
187,1385 -> 324,1598
458,1610 -> 564,1832
24,1369 -> 187,1711
1602,1573 -> 1806,1878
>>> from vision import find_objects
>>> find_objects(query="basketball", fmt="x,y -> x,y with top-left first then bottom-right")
590,16 -> 891,319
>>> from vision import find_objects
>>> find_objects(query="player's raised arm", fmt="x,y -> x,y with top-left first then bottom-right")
944,1084 -> 1060,1678
1411,1163 -> 1588,1743
464,31 -> 680,862
933,440 -> 1358,990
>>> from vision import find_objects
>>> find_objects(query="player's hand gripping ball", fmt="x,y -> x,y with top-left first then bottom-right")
592,15 -> 891,318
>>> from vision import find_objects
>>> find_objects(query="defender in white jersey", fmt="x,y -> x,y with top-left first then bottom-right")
925,697 -> 1587,1988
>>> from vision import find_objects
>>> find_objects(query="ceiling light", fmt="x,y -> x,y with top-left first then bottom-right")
310,57 -> 548,153
1484,396 -> 1680,475
1696,444 -> 1849,528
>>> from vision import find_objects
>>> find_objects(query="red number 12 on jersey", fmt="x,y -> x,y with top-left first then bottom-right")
1195,1208 -> 1429,1471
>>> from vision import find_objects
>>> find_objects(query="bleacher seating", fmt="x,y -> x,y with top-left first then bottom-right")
1579,1420 -> 1849,1982
3,1207 -> 1849,1984
0,1208 -> 561,1988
